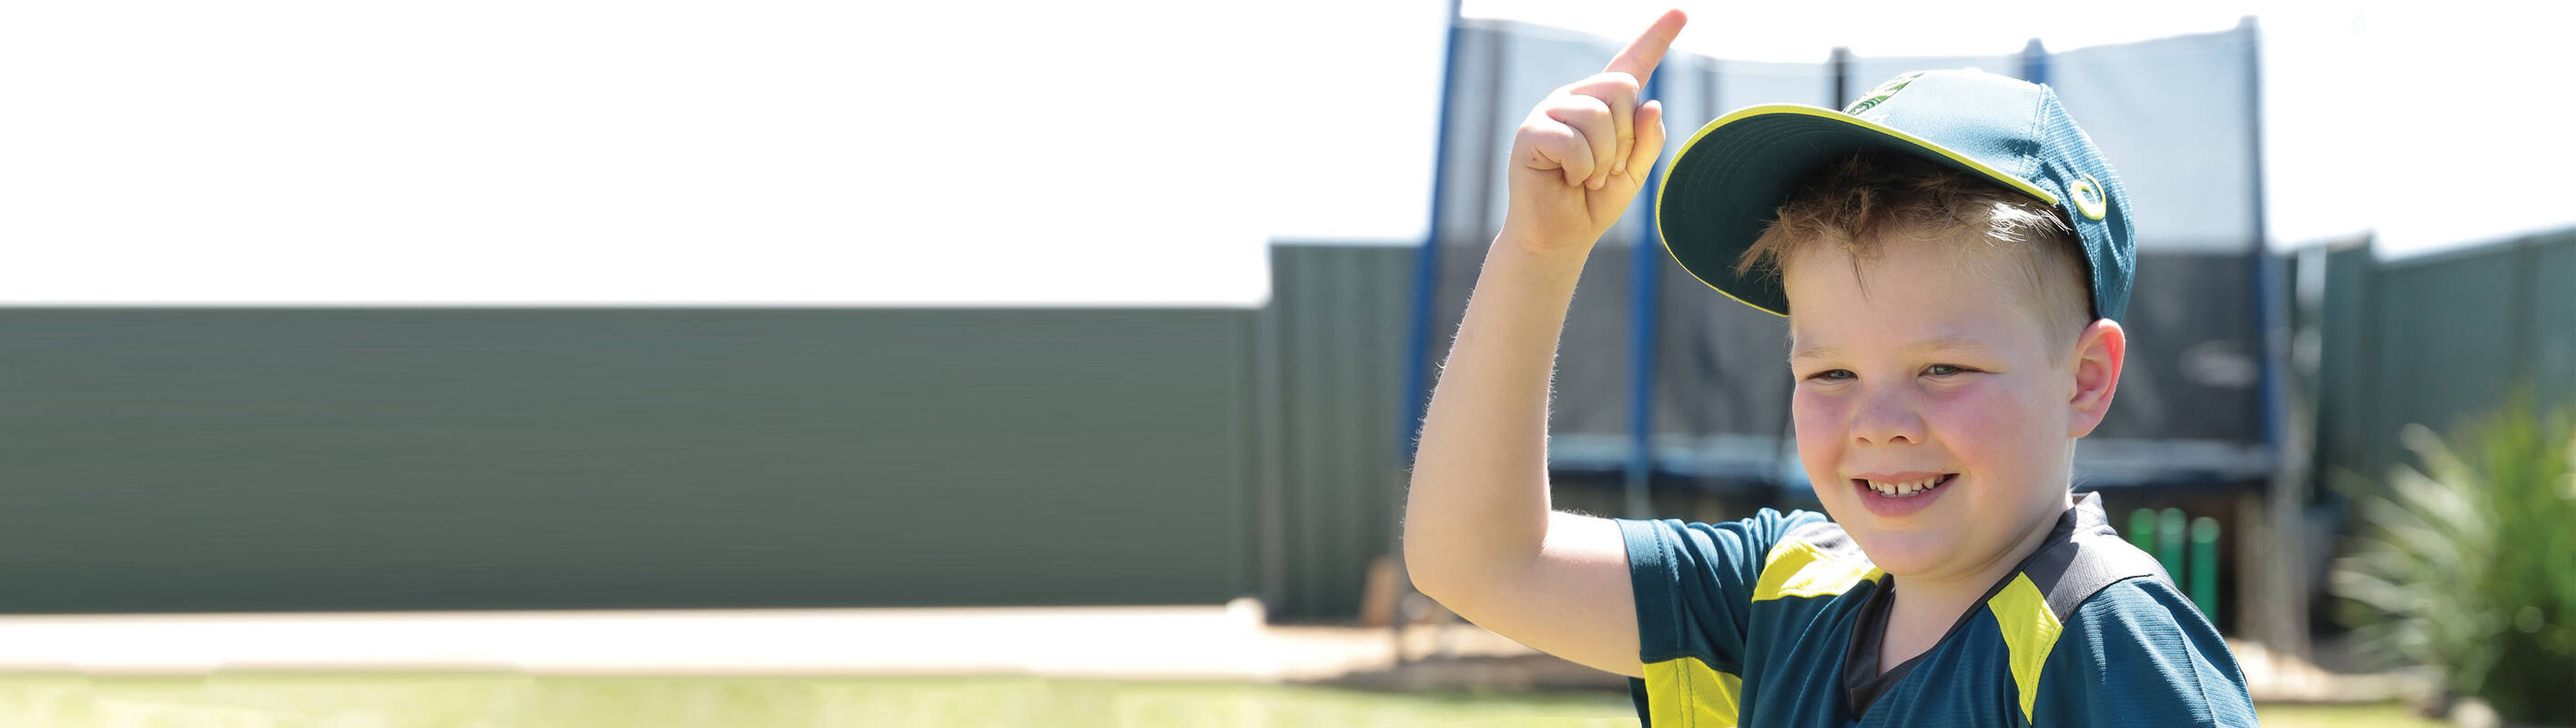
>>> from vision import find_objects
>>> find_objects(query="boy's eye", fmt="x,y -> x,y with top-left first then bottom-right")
1808,369 -> 1855,381
1924,364 -> 1971,377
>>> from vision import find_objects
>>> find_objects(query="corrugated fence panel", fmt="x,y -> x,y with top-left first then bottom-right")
0,308 -> 1254,612
1263,244 -> 1414,622
2377,250 -> 2521,440
2530,234 -> 2576,408
2316,228 -> 2576,487
2317,246 -> 2382,482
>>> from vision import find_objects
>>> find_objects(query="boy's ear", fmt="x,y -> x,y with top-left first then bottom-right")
2066,318 -> 2125,438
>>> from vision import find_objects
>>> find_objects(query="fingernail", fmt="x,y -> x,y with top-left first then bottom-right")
1589,177 -> 1605,190
1615,163 -> 1628,176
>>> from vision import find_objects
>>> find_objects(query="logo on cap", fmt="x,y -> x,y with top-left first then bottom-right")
2069,174 -> 2108,220
1842,71 -> 1924,116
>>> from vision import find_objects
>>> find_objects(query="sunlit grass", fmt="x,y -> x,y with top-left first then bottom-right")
2257,701 -> 2449,728
0,673 -> 1638,727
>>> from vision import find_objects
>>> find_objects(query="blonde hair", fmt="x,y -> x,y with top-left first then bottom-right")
1735,151 -> 2094,354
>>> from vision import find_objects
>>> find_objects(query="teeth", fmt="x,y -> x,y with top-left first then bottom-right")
1867,475 -> 1948,498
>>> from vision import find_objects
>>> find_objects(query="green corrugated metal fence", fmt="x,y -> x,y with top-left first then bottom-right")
0,308 -> 1256,612
2315,228 -> 2576,487
1257,244 -> 1414,622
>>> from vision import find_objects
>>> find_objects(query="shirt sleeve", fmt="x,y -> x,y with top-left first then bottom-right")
1613,509 -> 1827,679
2033,578 -> 2259,727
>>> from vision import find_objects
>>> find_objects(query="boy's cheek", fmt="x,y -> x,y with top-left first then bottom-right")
1952,383 -> 2064,449
1790,389 -> 1845,430
1790,397 -> 1844,451
1922,398 -> 2013,441
1790,398 -> 1854,500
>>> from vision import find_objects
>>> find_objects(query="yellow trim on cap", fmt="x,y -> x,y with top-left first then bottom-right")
1641,655 -> 1743,726
1652,104 -> 2064,317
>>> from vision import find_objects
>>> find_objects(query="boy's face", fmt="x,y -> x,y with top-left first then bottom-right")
1780,229 -> 2093,584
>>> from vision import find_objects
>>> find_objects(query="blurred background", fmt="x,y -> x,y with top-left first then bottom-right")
2,0 -> 2570,725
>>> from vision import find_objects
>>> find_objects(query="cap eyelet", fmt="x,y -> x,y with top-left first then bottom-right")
2069,174 -> 2109,221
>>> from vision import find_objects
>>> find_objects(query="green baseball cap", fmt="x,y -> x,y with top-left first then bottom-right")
1655,68 -> 2136,322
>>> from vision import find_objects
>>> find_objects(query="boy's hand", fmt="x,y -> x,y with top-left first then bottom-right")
1503,9 -> 1685,256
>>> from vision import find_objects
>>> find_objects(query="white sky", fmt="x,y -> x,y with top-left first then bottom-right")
2,1 -> 2567,305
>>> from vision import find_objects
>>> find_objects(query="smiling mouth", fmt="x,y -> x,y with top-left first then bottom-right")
1857,473 -> 1956,498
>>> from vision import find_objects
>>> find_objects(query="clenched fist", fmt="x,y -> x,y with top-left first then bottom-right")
1502,9 -> 1686,255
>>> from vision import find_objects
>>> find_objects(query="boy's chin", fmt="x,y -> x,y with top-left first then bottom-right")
1841,530 -> 1965,577
1811,502 -> 1957,574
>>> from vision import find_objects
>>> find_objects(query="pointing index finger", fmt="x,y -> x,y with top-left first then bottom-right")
1604,9 -> 1687,86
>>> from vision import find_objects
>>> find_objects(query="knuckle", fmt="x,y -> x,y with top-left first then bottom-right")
1575,72 -> 1640,99
1546,100 -> 1608,127
1521,123 -> 1579,150
1561,74 -> 1639,106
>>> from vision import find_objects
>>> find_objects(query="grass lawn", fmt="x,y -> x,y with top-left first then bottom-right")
2258,701 -> 2450,728
0,672 -> 2445,726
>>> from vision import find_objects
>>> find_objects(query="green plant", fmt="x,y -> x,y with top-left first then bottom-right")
2332,398 -> 2576,724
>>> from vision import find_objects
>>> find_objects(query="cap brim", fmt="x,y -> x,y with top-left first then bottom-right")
1654,104 -> 2061,317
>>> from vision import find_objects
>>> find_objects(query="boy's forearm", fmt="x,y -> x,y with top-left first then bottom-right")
1404,7 -> 1678,606
1402,227 -> 1591,602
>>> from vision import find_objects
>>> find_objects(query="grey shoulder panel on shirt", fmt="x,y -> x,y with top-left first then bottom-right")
2021,491 -> 2175,622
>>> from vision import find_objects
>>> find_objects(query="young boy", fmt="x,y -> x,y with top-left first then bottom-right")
1400,10 -> 2257,726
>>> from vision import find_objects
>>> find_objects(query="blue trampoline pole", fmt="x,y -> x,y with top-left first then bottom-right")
2022,38 -> 2049,86
1399,0 -> 1465,469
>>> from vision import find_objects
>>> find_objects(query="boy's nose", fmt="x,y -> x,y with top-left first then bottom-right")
1850,390 -> 1924,446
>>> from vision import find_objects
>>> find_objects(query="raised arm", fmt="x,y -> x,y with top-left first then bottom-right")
1399,9 -> 1685,681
